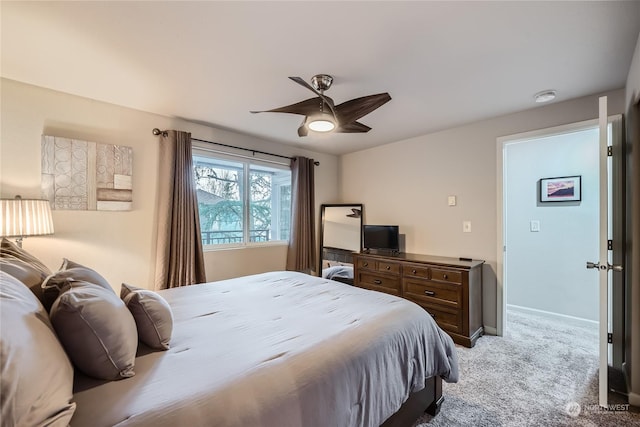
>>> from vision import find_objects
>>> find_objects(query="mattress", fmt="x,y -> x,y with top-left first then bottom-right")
70,271 -> 458,427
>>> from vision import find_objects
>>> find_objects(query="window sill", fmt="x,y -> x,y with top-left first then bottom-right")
203,241 -> 289,252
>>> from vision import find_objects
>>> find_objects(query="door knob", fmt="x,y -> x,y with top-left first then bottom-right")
586,261 -> 624,271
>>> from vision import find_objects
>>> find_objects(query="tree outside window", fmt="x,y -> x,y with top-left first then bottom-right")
193,153 -> 291,247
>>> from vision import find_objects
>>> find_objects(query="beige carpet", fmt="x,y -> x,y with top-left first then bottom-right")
413,309 -> 640,426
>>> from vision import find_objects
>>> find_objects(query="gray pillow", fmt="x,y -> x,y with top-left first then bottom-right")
42,258 -> 115,312
50,279 -> 138,380
0,237 -> 54,307
121,283 -> 173,350
0,271 -> 76,426
43,258 -> 114,293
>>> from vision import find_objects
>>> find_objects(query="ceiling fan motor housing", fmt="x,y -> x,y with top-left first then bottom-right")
311,74 -> 333,92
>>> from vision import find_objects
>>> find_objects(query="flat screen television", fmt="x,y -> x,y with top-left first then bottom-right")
363,225 -> 399,252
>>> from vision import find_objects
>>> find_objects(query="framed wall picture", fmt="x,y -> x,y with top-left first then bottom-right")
539,175 -> 581,202
42,135 -> 133,211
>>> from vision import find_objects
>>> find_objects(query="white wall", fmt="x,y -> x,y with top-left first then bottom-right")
505,127 -> 599,321
0,78 -> 339,290
341,89 -> 625,331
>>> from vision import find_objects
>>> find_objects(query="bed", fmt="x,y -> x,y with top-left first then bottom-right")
71,272 -> 458,427
1,241 -> 458,427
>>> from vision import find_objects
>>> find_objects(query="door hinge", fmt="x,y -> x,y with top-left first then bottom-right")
608,333 -> 613,344
608,146 -> 613,157
608,240 -> 613,250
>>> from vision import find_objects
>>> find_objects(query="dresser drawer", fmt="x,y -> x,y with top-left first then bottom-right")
403,279 -> 461,308
431,268 -> 462,284
377,261 -> 401,275
403,263 -> 430,279
358,272 -> 401,295
356,257 -> 376,271
417,302 -> 462,334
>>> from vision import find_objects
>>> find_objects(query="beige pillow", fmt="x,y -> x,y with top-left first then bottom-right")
121,283 -> 173,350
50,279 -> 138,380
0,271 -> 76,426
0,237 -> 55,307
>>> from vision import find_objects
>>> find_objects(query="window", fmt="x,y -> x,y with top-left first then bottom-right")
193,149 -> 291,248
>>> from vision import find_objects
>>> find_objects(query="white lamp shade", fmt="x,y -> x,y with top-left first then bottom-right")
1,198 -> 54,238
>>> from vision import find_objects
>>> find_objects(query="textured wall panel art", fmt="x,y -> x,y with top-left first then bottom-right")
41,136 -> 133,211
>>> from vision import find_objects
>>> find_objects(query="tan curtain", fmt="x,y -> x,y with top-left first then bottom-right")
286,156 -> 316,273
154,130 -> 206,289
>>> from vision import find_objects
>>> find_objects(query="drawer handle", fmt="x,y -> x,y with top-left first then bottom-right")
412,269 -> 417,274
363,262 -> 368,267
443,274 -> 448,280
374,279 -> 382,285
424,290 -> 435,296
386,265 -> 391,270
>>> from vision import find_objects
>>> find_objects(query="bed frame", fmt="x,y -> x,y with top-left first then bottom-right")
381,376 -> 443,426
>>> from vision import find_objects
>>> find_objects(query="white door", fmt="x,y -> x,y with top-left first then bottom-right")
587,96 -> 623,408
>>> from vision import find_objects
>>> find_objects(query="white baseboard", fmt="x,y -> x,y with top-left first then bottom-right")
507,304 -> 598,328
483,326 -> 497,336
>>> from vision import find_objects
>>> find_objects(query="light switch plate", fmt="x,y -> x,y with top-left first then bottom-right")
463,221 -> 471,233
448,195 -> 457,206
530,220 -> 540,232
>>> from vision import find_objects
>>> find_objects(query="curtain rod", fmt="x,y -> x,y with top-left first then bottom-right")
152,128 -> 319,166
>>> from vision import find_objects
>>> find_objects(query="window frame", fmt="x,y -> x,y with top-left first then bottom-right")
192,145 -> 291,251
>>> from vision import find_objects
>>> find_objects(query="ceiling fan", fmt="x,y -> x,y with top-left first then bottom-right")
250,74 -> 391,137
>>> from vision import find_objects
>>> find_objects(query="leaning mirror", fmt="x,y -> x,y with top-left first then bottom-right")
319,203 -> 363,285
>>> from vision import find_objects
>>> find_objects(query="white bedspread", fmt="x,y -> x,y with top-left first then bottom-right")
71,271 -> 458,427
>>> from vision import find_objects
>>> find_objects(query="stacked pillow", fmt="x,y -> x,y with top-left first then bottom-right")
0,238 -> 56,309
0,271 -> 76,425
1,242 -> 174,385
43,259 -> 139,380
43,259 -> 175,369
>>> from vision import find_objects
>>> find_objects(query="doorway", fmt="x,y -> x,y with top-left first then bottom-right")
496,113 -> 625,406
503,125 -> 600,327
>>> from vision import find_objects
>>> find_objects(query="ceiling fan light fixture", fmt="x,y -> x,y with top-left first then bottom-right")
307,113 -> 336,132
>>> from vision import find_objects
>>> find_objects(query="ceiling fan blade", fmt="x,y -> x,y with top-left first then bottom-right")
289,76 -> 337,117
335,93 -> 391,124
251,97 -> 322,116
336,121 -> 371,133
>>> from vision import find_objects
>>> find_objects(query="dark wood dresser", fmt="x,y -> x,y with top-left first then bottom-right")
353,252 -> 484,347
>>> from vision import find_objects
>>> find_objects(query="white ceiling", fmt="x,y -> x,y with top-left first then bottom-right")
2,1 -> 639,155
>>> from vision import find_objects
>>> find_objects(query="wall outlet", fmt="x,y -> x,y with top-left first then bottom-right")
448,195 -> 457,206
530,220 -> 540,232
463,221 -> 472,233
